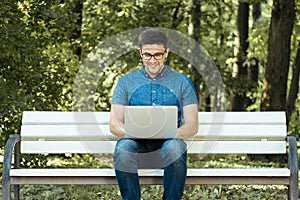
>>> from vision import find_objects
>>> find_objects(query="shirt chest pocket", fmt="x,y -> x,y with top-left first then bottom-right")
157,87 -> 179,106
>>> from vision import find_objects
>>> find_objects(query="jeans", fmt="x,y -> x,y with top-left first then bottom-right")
114,138 -> 187,200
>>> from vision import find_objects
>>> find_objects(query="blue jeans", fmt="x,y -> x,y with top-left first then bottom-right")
114,138 -> 187,200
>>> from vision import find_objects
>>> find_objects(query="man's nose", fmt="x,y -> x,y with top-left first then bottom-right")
149,56 -> 156,62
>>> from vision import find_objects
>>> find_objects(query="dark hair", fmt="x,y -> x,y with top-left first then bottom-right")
138,28 -> 168,49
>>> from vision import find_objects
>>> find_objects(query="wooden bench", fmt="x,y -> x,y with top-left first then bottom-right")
2,111 -> 299,199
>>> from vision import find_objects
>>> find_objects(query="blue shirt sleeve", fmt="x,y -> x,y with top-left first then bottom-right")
111,77 -> 128,105
181,75 -> 198,106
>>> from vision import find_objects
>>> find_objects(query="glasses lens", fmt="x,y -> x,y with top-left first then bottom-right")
154,53 -> 163,60
142,53 -> 152,60
142,52 -> 164,60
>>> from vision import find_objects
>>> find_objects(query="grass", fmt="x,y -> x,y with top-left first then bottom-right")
0,153 -> 294,199
9,184 -> 287,200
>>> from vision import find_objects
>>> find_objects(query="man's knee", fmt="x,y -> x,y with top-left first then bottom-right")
161,139 -> 187,164
163,139 -> 186,152
114,139 -> 139,172
115,138 -> 138,153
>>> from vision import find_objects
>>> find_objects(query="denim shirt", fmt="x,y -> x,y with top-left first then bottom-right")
111,65 -> 198,126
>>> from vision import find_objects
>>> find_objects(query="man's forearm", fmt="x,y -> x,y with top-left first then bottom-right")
110,121 -> 125,138
176,121 -> 198,139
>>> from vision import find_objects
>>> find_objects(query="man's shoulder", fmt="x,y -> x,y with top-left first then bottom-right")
167,67 -> 191,81
119,68 -> 142,80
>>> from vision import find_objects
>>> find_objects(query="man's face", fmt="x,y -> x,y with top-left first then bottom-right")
140,44 -> 169,78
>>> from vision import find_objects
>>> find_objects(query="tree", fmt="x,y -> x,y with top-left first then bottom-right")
69,0 -> 83,58
245,2 -> 261,109
286,0 -> 300,127
0,0 -> 82,145
286,42 -> 300,125
188,0 -> 203,109
231,1 -> 249,111
261,0 -> 296,111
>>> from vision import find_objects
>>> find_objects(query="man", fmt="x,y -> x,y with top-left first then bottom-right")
109,28 -> 198,200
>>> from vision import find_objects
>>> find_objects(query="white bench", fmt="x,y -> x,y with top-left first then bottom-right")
2,111 -> 298,199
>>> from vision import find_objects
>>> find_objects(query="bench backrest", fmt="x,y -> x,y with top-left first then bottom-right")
20,111 -> 287,154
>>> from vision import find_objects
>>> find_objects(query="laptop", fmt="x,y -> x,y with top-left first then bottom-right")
124,106 -> 178,139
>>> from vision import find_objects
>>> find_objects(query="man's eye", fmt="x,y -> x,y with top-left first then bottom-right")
154,53 -> 163,56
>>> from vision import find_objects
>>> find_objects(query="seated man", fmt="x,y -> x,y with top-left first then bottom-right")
109,28 -> 199,200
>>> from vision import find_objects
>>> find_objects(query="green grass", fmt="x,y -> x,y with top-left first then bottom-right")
0,153 -> 293,199
11,184 -> 287,200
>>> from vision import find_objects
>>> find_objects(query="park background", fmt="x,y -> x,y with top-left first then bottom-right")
0,0 -> 299,199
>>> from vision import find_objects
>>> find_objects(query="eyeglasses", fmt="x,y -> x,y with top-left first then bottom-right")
141,51 -> 165,60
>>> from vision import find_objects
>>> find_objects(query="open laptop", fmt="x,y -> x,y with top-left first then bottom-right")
124,106 -> 178,139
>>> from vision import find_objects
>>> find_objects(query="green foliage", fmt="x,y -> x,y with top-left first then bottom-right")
1,0 -> 299,141
0,0 -> 81,145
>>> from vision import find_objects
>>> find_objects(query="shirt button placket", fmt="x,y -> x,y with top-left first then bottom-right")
152,78 -> 156,105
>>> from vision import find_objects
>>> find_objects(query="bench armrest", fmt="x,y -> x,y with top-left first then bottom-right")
2,134 -> 21,188
287,135 -> 299,198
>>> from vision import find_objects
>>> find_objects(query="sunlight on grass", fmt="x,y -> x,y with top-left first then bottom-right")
16,184 -> 287,200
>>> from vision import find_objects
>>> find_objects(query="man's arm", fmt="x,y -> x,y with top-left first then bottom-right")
109,104 -> 125,138
177,104 -> 199,139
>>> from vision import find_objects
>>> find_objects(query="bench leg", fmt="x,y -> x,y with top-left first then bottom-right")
14,185 -> 20,200
13,141 -> 20,200
2,181 -> 11,200
2,134 -> 21,200
288,185 -> 299,200
2,182 -> 19,200
288,135 -> 299,200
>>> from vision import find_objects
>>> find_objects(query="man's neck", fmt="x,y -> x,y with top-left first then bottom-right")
144,65 -> 165,78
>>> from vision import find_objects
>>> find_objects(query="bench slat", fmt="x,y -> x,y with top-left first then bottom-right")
20,141 -> 287,154
10,168 -> 290,185
22,111 -> 286,125
10,176 -> 290,185
197,112 -> 286,124
20,124 -> 287,140
22,111 -> 111,125
10,168 -> 290,177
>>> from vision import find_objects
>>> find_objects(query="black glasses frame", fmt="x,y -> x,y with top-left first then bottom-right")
141,50 -> 166,60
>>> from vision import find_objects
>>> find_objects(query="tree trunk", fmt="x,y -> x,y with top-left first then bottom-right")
171,0 -> 184,29
245,3 -> 261,109
261,0 -> 295,111
231,1 -> 249,111
205,95 -> 211,111
188,0 -> 202,110
71,0 -> 83,59
189,0 -> 201,42
252,2 -> 261,25
286,42 -> 300,125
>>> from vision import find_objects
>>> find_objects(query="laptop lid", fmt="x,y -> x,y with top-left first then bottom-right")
124,106 -> 178,139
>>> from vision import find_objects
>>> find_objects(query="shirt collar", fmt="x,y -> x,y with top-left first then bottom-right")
140,65 -> 168,79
